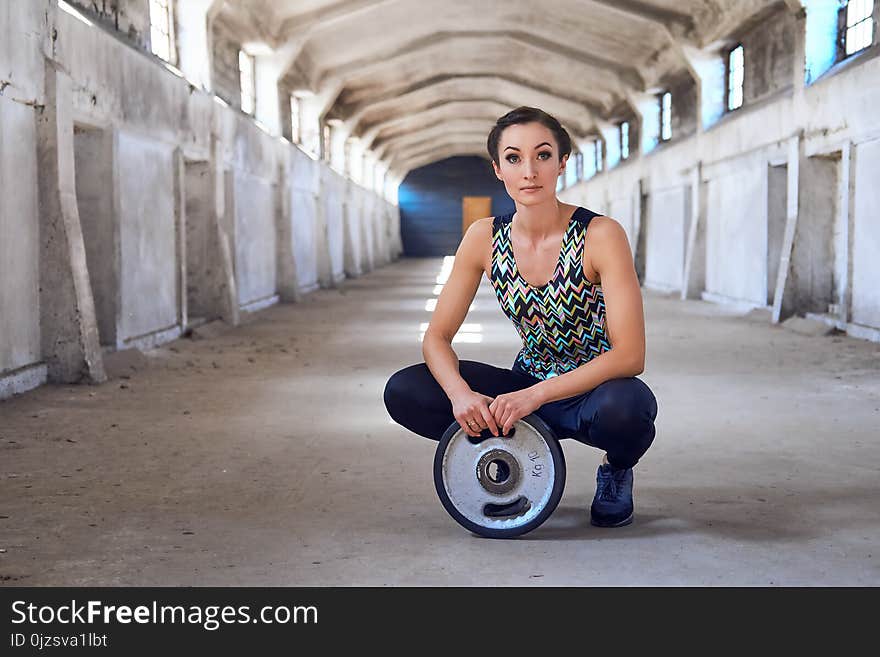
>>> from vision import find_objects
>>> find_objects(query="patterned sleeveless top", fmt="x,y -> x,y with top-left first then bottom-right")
490,206 -> 612,380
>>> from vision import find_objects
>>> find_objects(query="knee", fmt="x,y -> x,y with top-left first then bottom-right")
383,363 -> 427,420
591,378 -> 658,435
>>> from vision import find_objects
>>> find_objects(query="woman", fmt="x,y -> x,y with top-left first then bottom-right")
384,106 -> 658,528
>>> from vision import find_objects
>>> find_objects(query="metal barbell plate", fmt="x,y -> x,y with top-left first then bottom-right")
439,419 -> 557,532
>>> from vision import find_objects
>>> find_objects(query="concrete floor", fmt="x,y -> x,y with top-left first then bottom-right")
1,257 -> 879,586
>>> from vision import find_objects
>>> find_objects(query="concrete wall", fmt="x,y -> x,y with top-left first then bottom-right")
0,95 -> 41,377
117,130 -> 178,343
67,0 -> 152,52
184,160 -> 214,320
667,73 -> 698,142
851,138 -> 880,329
704,157 -> 767,306
788,154 -> 836,316
644,185 -> 689,293
211,18 -> 242,109
0,0 -> 50,396
73,126 -> 117,345
741,5 -> 796,105
321,168 -> 347,284
561,15 -> 880,341
0,1 -> 401,398
287,150 -> 321,294
607,195 -> 635,246
232,168 -> 277,309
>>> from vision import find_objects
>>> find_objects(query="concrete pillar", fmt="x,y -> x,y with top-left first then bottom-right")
213,137 -> 240,326
275,158 -> 303,303
681,162 -> 707,300
677,43 -> 726,131
314,183 -> 335,288
36,64 -> 106,384
596,120 -> 620,169
299,94 -> 323,157
836,142 -> 852,325
329,121 -> 348,173
349,138 -> 366,185
772,133 -> 803,323
173,148 -> 188,330
342,179 -> 362,278
625,90 -> 660,155
803,0 -> 837,85
772,12 -> 808,323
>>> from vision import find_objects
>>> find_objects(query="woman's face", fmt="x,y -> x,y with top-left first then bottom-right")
492,121 -> 568,205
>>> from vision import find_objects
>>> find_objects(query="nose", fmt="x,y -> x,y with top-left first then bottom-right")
523,160 -> 538,179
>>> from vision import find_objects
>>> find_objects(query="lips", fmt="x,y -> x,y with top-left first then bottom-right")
521,186 -> 542,190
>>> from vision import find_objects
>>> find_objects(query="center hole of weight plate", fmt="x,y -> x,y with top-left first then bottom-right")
476,449 -> 520,494
487,459 -> 511,484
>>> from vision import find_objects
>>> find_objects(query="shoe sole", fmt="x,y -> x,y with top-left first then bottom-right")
590,512 -> 633,528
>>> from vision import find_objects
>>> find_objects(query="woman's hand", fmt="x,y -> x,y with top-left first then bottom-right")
489,387 -> 543,435
450,390 -> 500,438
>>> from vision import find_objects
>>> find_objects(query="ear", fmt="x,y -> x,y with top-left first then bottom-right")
492,160 -> 503,180
559,154 -> 569,173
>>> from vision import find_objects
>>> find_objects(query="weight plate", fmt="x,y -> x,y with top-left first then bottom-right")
433,413 -> 566,538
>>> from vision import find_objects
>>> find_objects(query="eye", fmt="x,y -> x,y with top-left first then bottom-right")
538,151 -> 552,160
505,154 -> 519,163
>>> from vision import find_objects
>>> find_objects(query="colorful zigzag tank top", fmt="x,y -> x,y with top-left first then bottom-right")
490,206 -> 612,381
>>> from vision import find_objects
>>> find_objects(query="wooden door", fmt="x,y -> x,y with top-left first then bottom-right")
462,196 -> 492,234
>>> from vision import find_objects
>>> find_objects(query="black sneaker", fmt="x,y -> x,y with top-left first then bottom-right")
590,463 -> 634,527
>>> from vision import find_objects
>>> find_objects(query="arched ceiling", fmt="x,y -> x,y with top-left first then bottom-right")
211,0 -> 791,177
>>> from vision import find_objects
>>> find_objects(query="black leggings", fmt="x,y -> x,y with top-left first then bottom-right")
384,359 -> 659,470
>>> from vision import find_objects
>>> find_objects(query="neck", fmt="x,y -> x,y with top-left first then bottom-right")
512,199 -> 571,240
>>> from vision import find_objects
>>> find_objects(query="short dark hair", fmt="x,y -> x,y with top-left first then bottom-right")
487,106 -> 572,166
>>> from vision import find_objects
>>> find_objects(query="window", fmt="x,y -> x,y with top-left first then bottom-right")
290,95 -> 301,143
556,175 -> 564,192
841,0 -> 875,57
149,0 -> 174,62
660,91 -> 672,141
239,50 -> 255,115
576,152 -> 584,179
727,44 -> 744,111
594,140 -> 603,172
619,121 -> 630,160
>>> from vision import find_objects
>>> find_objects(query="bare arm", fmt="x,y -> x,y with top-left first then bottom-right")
531,216 -> 646,405
421,218 -> 489,399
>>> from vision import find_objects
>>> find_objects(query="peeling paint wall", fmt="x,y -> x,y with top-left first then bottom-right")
741,5 -> 796,104
850,138 -> 880,329
0,0 -> 49,393
668,73 -> 699,142
0,1 -> 400,397
563,48 -> 880,339
67,0 -> 152,52
211,18 -> 242,109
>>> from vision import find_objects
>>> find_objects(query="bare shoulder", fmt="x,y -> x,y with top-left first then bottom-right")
466,215 -> 495,237
586,214 -> 624,238
459,216 -> 495,275
584,215 -> 630,282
